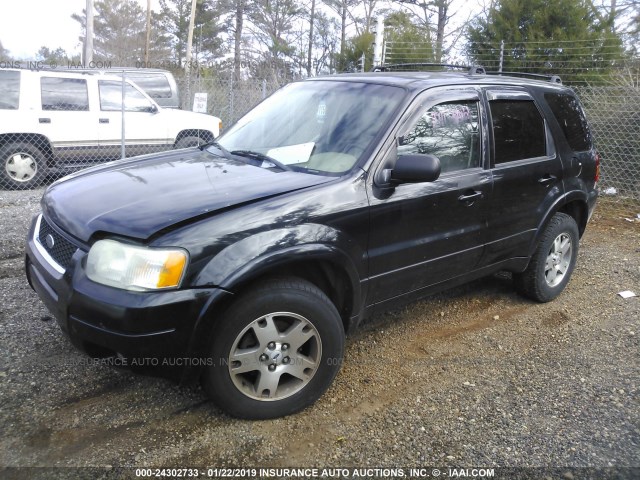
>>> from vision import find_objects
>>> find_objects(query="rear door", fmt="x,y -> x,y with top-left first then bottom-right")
38,75 -> 99,162
483,89 -> 565,265
366,89 -> 492,303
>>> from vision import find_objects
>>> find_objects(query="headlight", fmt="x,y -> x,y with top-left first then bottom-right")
86,239 -> 188,291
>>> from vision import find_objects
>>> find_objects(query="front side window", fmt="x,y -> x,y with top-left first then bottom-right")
99,80 -> 154,112
490,100 -> 545,164
399,100 -> 481,173
544,92 -> 592,152
41,77 -> 89,111
0,70 -> 20,110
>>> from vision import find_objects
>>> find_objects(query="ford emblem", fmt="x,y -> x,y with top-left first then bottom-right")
45,234 -> 55,249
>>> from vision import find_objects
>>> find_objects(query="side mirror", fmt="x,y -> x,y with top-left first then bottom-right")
146,104 -> 159,114
390,154 -> 441,184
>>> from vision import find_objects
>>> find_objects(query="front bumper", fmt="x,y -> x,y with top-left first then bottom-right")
25,214 -> 231,374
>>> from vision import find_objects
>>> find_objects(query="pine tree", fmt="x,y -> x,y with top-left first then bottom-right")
467,0 -> 625,83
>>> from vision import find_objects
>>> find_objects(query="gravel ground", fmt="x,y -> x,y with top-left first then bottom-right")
0,188 -> 638,478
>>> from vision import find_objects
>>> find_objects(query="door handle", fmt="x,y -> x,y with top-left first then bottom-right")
99,118 -> 109,124
458,191 -> 483,204
38,118 -> 51,124
538,174 -> 557,185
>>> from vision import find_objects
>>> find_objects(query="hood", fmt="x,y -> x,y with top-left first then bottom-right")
43,149 -> 334,243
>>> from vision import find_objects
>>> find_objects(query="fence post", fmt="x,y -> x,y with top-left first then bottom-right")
229,74 -> 234,125
121,71 -> 126,160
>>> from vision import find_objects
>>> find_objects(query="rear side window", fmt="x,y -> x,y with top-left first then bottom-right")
0,70 -> 20,109
41,77 -> 89,111
123,73 -> 172,99
544,93 -> 592,152
490,100 -> 545,164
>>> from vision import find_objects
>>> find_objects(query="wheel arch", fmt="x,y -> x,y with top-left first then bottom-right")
527,191 -> 589,259
181,247 -> 361,385
220,244 -> 360,330
0,133 -> 55,167
174,129 -> 215,146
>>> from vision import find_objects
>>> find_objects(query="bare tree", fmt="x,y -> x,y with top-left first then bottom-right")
234,0 -> 245,80
392,0 -> 470,62
312,11 -> 340,73
323,0 -> 358,70
217,0 -> 248,80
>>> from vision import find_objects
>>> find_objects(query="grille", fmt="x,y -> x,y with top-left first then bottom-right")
38,217 -> 80,270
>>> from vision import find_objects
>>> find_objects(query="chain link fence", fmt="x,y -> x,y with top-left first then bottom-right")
1,67 -> 639,219
574,85 -> 640,217
175,75 -> 287,129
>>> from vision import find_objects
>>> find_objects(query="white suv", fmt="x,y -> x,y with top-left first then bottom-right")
0,68 -> 221,189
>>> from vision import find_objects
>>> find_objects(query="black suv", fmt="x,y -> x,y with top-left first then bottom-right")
25,68 -> 599,419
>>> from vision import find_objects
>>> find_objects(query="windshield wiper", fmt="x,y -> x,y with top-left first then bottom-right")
230,150 -> 292,172
203,140 -> 235,163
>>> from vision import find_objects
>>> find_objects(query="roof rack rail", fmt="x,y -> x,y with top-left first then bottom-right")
372,63 -> 486,75
11,64 -> 98,75
484,71 -> 562,84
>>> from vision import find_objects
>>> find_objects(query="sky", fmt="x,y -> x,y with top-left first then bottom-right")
0,0 -> 160,59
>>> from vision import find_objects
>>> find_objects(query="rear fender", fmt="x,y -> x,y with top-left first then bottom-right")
526,190 -> 589,259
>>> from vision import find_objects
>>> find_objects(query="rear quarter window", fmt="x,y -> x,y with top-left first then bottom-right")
544,92 -> 592,152
122,73 -> 172,99
0,70 -> 20,109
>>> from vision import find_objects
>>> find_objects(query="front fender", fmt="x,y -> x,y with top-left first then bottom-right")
193,223 -> 364,299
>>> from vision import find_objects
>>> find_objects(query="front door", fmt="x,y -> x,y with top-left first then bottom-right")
97,80 -> 171,159
366,89 -> 491,304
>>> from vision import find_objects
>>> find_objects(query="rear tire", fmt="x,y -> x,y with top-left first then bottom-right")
0,142 -> 46,190
514,213 -> 579,303
202,277 -> 345,419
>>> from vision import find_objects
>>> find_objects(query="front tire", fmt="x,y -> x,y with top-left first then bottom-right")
0,142 -> 46,190
514,213 -> 579,303
202,277 -> 345,419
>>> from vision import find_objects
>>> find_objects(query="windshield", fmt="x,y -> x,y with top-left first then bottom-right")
213,80 -> 405,175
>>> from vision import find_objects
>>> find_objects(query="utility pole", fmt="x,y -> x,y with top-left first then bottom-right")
499,40 -> 504,73
85,0 -> 94,66
144,0 -> 151,65
185,0 -> 197,108
373,16 -> 384,68
185,0 -> 197,68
